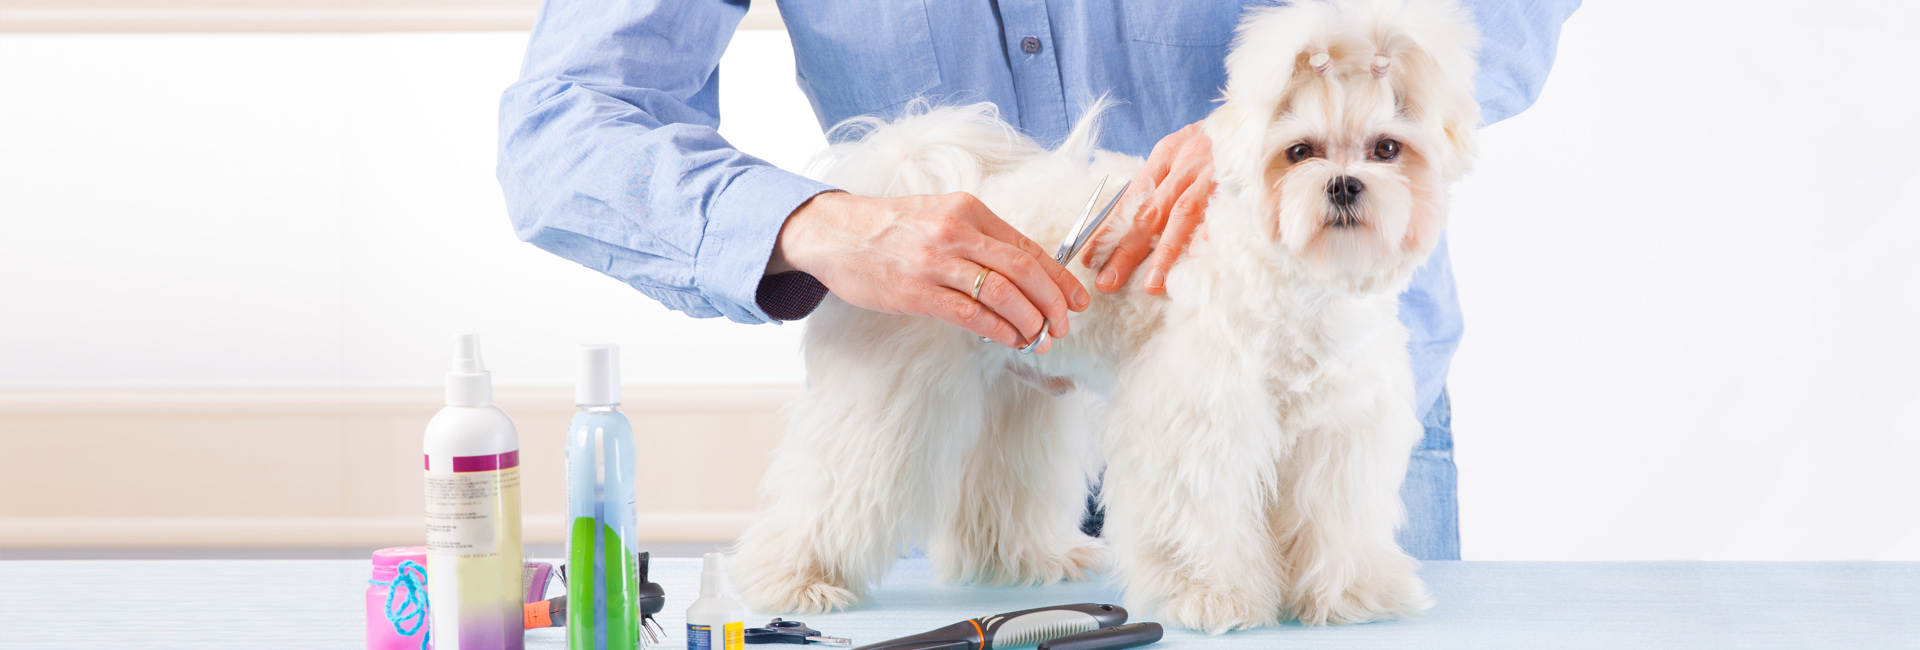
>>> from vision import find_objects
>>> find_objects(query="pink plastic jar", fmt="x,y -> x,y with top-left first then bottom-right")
367,546 -> 433,650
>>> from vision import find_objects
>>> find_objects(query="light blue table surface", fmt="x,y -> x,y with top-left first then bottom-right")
1,558 -> 1916,649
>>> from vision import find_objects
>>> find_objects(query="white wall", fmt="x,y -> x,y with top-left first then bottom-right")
0,30 -> 823,387
3,0 -> 1918,560
1446,1 -> 1920,561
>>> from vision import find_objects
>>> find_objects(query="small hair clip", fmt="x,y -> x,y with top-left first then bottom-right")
1307,50 -> 1332,76
1372,52 -> 1392,78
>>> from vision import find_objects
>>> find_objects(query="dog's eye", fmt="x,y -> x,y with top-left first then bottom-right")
1286,143 -> 1314,164
1372,139 -> 1401,161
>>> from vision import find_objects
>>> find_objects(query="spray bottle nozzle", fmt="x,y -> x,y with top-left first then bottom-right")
700,552 -> 726,597
445,333 -> 493,406
452,333 -> 486,373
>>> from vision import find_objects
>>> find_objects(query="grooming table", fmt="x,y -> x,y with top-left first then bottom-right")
2,558 -> 1915,649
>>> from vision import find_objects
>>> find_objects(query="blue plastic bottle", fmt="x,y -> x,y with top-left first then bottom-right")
566,344 -> 640,650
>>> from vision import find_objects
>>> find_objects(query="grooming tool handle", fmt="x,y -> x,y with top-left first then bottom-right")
1035,623 -> 1162,650
850,603 -> 1126,650
847,620 -> 978,650
980,604 -> 1128,649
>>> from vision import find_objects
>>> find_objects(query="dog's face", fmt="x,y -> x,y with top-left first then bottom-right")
1209,1 -> 1480,291
1262,52 -> 1450,286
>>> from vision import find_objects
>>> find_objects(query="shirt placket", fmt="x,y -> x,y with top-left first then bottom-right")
995,0 -> 1070,146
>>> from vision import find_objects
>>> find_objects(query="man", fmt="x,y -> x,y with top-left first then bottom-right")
496,0 -> 1578,560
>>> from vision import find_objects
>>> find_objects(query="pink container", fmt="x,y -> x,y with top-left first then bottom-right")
368,546 -> 433,650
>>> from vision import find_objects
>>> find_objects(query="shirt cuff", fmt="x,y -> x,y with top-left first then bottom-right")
756,271 -> 830,321
693,166 -> 838,324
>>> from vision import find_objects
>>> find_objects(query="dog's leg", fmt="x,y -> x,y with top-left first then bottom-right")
932,379 -> 1104,587
1272,391 -> 1432,625
1100,346 -> 1289,633
730,306 -> 983,614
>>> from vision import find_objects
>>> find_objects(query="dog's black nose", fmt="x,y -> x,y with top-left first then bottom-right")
1327,175 -> 1364,206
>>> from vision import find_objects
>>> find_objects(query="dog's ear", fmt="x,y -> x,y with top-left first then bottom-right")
1368,0 -> 1481,178
1206,2 -> 1342,194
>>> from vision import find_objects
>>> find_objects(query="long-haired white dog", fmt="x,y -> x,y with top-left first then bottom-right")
731,0 -> 1480,632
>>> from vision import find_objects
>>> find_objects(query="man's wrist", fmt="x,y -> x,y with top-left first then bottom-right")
767,190 -> 847,277
758,191 -> 849,321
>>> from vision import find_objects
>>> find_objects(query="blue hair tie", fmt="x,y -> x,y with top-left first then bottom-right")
370,559 -> 431,650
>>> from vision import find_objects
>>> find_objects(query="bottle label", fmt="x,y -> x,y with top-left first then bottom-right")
424,452 -> 521,556
422,451 -> 523,649
685,623 -> 744,650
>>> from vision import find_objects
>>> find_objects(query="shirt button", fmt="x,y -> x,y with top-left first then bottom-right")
1021,36 -> 1042,54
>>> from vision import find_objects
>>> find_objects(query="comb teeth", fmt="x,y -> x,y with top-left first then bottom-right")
993,621 -> 1096,648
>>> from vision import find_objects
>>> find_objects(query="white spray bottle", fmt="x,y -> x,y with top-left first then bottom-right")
685,552 -> 746,650
424,334 -> 526,650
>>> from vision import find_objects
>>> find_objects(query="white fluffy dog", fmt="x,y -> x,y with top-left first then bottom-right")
731,0 -> 1481,632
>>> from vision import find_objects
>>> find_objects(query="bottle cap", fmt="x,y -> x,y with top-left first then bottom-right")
576,344 -> 621,406
370,546 -> 428,570
446,334 -> 493,406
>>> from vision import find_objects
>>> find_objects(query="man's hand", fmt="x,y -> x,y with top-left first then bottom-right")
769,191 -> 1088,353
1082,120 -> 1216,296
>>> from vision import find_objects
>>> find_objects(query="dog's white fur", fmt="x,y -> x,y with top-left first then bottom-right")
730,0 -> 1480,632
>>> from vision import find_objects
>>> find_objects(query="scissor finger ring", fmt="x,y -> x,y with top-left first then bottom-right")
1020,323 -> 1049,355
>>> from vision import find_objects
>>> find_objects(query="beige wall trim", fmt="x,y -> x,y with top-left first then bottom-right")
0,1 -> 784,33
0,384 -> 799,548
0,384 -> 802,414
0,513 -> 754,548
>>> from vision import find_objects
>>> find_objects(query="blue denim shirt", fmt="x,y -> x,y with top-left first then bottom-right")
497,0 -> 1579,417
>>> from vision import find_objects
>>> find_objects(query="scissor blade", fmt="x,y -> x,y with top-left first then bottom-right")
1064,179 -> 1132,264
1054,177 -> 1109,262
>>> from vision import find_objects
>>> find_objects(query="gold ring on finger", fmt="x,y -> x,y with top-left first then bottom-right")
971,267 -> 991,301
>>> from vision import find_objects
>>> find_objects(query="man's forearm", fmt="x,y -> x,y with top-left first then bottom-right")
497,0 -> 836,324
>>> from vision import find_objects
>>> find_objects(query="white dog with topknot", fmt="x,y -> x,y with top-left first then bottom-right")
730,0 -> 1482,632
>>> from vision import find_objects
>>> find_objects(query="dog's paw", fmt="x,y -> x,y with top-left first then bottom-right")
730,537 -> 866,615
735,571 -> 862,615
1159,583 -> 1283,634
1012,537 -> 1109,584
1288,561 -> 1432,625
1059,538 -> 1110,578
939,535 -> 1109,587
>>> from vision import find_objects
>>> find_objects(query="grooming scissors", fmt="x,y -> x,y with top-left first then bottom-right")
998,177 -> 1131,354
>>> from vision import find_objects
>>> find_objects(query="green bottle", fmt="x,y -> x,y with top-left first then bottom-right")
566,345 -> 639,649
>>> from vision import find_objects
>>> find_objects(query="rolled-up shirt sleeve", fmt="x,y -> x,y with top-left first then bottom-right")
497,0 -> 837,324
1462,0 -> 1580,125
